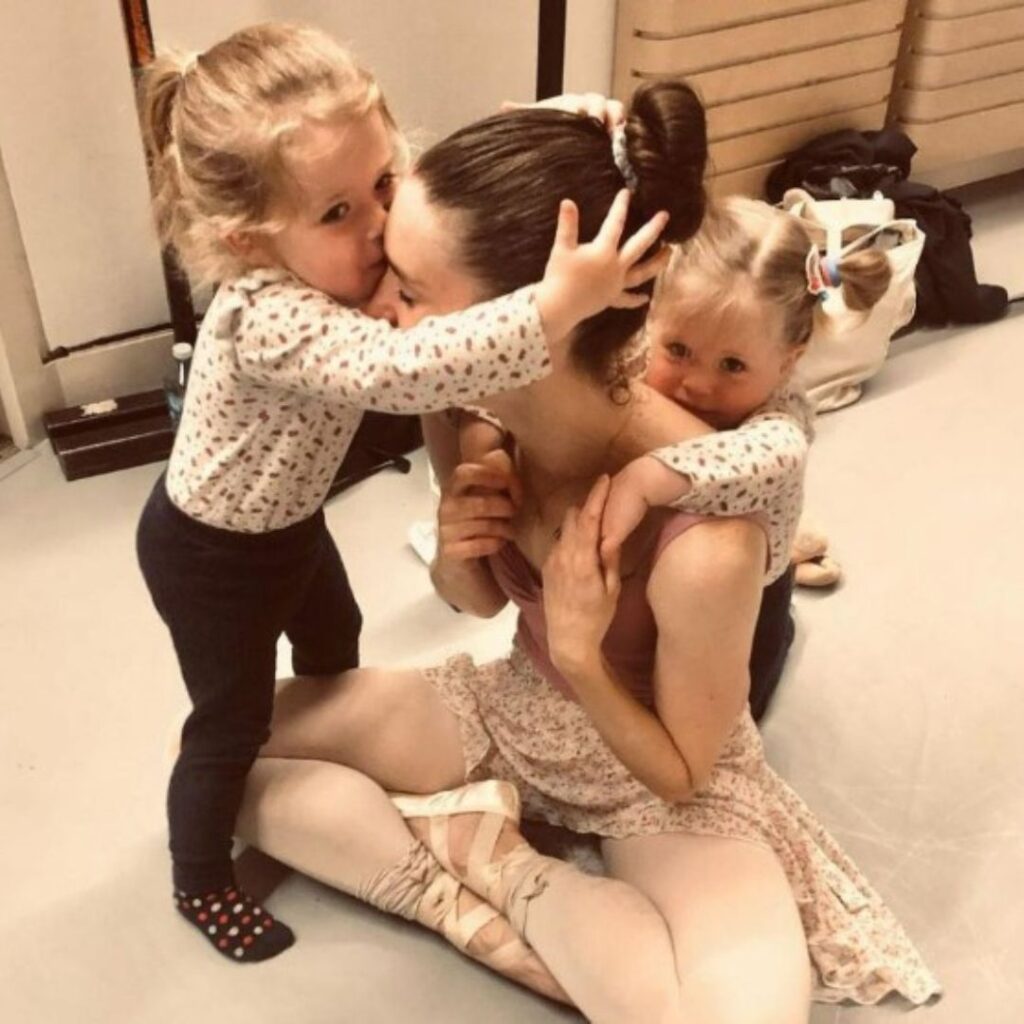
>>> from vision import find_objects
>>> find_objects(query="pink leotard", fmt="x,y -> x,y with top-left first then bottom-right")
489,511 -> 705,705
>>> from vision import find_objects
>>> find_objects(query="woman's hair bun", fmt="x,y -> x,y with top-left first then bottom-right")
624,81 -> 708,243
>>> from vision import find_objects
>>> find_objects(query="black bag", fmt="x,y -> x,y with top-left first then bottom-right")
327,412 -> 421,498
765,128 -> 1008,329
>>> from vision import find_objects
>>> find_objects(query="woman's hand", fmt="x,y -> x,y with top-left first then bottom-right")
500,92 -> 625,131
437,450 -> 522,562
543,475 -> 622,676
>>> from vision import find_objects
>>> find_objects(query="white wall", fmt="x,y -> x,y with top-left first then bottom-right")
0,148 -> 64,447
151,1 -> 540,146
564,0 -> 616,95
0,0 -> 170,353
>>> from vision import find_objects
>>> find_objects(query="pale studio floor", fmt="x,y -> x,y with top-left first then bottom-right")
1,173 -> 1023,1024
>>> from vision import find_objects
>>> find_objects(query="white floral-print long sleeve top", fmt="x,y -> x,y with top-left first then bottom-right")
462,386 -> 811,584
167,268 -> 551,533
651,387 -> 813,583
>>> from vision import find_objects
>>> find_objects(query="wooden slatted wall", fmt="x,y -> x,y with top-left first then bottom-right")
612,0 -> 909,197
891,0 -> 1024,172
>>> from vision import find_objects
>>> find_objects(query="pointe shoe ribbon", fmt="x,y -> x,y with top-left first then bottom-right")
390,780 -> 564,940
360,839 -> 570,1005
416,869 -> 498,947
474,840 -> 558,936
418,871 -> 570,1004
390,779 -> 523,881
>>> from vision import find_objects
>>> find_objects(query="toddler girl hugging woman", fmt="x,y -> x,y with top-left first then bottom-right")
134,22 -> 665,963
444,192 -> 891,719
591,194 -> 893,712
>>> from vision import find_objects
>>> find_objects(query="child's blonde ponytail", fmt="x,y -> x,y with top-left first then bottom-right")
837,249 -> 892,312
138,53 -> 192,258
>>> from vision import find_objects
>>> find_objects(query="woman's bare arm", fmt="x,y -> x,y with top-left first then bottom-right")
429,455 -> 516,618
545,480 -> 763,802
646,518 -> 766,792
430,552 -> 508,618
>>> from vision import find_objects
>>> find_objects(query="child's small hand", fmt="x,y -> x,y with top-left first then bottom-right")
500,93 -> 625,131
535,191 -> 669,356
600,455 -> 691,559
437,450 -> 522,562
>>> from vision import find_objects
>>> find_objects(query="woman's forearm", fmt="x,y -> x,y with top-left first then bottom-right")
430,553 -> 508,618
556,653 -> 694,803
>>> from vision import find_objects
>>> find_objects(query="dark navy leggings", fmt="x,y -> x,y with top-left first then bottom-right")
137,477 -> 362,892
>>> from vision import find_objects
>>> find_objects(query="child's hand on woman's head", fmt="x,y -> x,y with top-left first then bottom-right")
437,450 -> 522,561
535,190 -> 670,359
543,475 -> 622,677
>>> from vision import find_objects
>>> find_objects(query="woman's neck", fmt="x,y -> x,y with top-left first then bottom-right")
481,369 -> 712,494
493,374 -> 626,483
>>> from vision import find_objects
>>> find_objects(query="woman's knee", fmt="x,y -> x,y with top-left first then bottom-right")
677,942 -> 811,1024
238,758 -> 385,844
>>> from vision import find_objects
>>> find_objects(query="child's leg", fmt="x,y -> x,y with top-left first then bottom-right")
603,832 -> 812,1023
748,565 -> 796,721
284,529 -> 362,676
137,481 -> 329,960
165,614 -> 279,893
160,598 -> 297,962
137,482 -> 282,894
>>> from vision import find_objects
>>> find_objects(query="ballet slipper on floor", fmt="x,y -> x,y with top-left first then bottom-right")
794,554 -> 843,588
390,780 -> 568,939
790,526 -> 830,564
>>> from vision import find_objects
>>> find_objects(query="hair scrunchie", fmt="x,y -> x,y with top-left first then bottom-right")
805,246 -> 841,299
611,124 -> 638,192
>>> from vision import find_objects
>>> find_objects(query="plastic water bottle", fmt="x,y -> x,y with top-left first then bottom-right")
164,342 -> 193,430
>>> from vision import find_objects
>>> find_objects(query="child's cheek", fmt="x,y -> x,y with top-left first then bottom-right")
644,359 -> 680,400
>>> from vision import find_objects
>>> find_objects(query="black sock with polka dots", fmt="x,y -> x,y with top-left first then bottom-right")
174,886 -> 295,962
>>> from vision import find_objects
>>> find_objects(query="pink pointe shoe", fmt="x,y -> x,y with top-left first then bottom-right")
414,870 -> 571,1005
390,780 -> 567,937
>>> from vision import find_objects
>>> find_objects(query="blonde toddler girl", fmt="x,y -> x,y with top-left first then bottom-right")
135,22 -> 664,963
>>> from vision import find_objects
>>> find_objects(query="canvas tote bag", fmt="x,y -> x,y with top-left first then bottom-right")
782,188 -> 925,412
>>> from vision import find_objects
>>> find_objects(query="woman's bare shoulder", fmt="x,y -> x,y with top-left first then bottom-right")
647,516 -> 766,600
620,383 -> 712,459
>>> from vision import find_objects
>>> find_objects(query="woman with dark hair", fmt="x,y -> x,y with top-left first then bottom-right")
237,83 -> 938,1018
